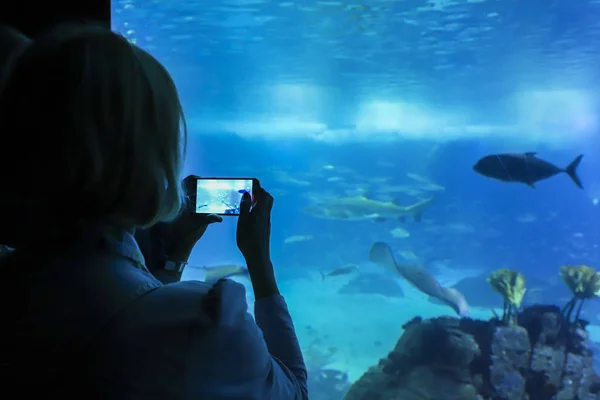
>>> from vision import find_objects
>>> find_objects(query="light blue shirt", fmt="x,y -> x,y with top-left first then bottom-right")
1,226 -> 308,399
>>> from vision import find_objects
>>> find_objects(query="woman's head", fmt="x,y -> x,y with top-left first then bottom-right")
0,24 -> 187,228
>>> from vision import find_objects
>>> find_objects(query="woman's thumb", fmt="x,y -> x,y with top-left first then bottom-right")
239,191 -> 252,216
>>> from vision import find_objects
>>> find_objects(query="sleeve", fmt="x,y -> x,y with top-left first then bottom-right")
184,280 -> 308,400
254,295 -> 308,398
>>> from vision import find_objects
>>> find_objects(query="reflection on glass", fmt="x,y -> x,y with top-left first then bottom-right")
113,1 -> 600,398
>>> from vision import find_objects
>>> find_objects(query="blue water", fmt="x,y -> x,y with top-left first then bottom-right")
113,0 -> 600,398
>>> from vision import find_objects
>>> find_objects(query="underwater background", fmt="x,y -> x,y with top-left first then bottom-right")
113,0 -> 600,398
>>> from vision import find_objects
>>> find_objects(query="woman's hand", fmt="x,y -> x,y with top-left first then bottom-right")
162,175 -> 223,261
236,182 -> 279,299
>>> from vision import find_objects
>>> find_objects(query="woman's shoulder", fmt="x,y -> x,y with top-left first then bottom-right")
125,279 -> 250,329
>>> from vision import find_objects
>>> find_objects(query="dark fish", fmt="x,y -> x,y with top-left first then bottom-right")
320,264 -> 359,280
473,152 -> 583,189
369,242 -> 469,317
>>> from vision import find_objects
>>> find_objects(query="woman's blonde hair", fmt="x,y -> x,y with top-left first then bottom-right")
0,24 -> 187,228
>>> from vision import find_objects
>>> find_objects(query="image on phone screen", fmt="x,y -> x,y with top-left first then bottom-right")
195,179 -> 253,215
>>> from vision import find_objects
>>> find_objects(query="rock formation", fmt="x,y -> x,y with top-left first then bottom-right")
343,305 -> 600,400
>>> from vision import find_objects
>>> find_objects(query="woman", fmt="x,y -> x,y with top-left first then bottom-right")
0,25 -> 217,287
0,25 -> 307,399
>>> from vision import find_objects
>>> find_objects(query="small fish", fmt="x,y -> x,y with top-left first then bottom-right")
369,242 -> 469,317
390,227 -> 410,238
284,235 -> 313,244
320,263 -> 359,280
473,152 -> 583,189
192,264 -> 249,283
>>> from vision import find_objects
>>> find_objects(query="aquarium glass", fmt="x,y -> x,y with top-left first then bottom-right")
113,1 -> 600,398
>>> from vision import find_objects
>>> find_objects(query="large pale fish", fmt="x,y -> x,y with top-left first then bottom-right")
369,242 -> 469,317
303,194 -> 436,223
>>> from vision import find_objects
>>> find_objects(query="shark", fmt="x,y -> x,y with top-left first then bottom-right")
302,194 -> 436,223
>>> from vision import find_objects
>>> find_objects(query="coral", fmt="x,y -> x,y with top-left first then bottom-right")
303,340 -> 350,400
487,268 -> 526,325
343,306 -> 600,400
561,265 -> 600,299
560,265 -> 600,324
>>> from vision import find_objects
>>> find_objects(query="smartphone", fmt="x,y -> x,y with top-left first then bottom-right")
191,177 -> 257,216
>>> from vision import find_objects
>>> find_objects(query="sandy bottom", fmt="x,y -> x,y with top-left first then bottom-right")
186,271 -> 600,385
279,275 -> 498,383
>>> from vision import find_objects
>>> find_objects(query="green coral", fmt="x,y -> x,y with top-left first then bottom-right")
560,265 -> 600,324
560,265 -> 600,299
487,268 -> 526,325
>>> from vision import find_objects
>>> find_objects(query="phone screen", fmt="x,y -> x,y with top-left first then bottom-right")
194,178 -> 254,215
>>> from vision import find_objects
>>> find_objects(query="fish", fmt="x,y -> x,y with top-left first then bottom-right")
473,152 -> 583,189
303,194 -> 436,223
190,264 -> 250,283
369,242 -> 469,317
390,227 -> 410,238
320,263 -> 359,280
284,235 -> 314,244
